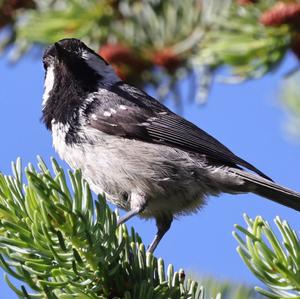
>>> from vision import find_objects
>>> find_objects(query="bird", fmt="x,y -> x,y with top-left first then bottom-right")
42,38 -> 300,253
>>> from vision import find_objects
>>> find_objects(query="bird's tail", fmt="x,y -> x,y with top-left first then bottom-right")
231,168 -> 300,212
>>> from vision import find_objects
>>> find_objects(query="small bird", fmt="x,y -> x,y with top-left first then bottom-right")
42,38 -> 300,253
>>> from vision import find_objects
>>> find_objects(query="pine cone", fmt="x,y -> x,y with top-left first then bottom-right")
152,48 -> 182,72
260,2 -> 300,27
99,44 -> 133,64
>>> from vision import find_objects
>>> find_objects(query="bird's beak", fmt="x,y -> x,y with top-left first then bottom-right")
54,42 -> 70,61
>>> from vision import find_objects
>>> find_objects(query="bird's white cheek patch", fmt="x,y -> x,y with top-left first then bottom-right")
42,65 -> 55,107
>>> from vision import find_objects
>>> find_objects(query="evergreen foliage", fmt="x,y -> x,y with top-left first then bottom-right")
234,214 -> 300,298
1,0 -> 300,103
0,157 -> 204,298
0,157 -> 271,298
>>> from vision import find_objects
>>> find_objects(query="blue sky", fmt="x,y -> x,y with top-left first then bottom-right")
1,49 -> 300,296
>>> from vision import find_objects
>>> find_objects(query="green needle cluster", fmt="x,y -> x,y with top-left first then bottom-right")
234,214 -> 300,299
0,156 -> 295,298
0,157 -> 203,298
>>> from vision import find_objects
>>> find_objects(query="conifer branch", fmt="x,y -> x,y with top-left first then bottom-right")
0,157 -> 204,298
234,214 -> 300,299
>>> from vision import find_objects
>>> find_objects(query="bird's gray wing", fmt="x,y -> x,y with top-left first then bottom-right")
86,82 -> 272,181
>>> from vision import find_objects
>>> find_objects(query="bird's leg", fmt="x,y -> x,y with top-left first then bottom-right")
147,215 -> 173,253
117,207 -> 144,225
117,190 -> 147,226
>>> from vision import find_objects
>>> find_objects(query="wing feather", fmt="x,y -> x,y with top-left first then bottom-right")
86,82 -> 272,181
